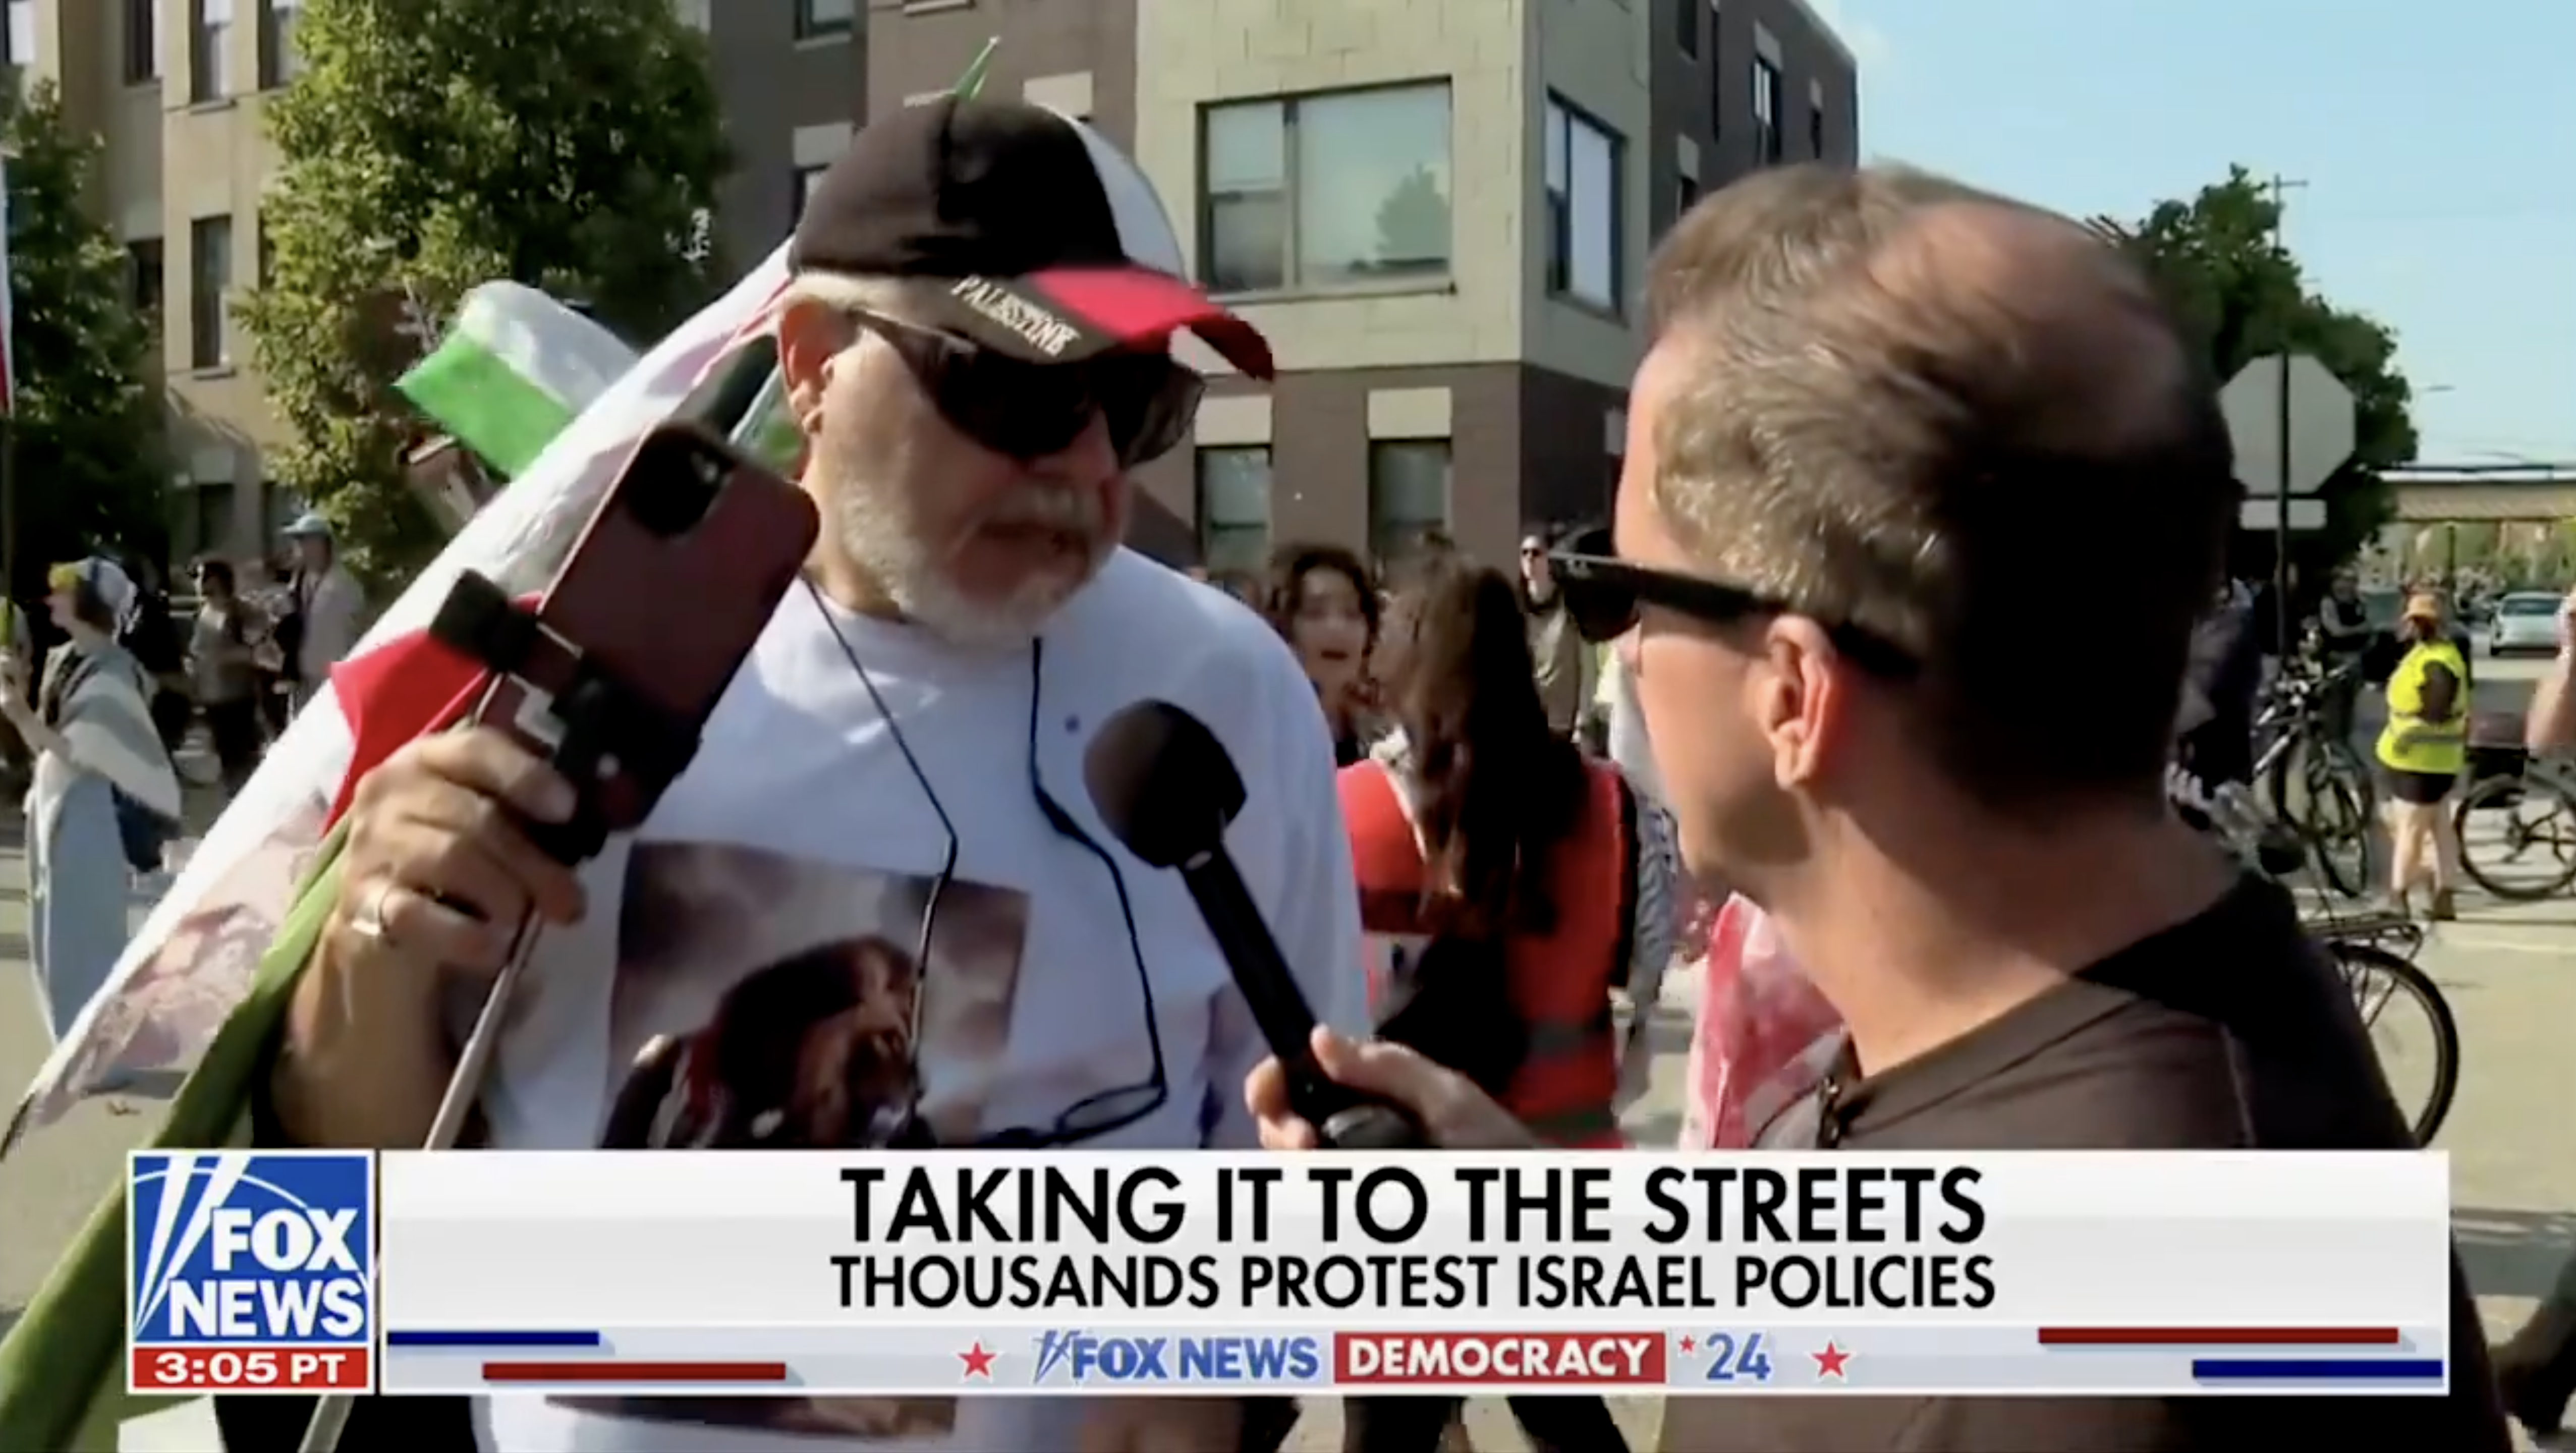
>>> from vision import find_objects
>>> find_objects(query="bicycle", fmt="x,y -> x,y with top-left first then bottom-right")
2302,903 -> 2458,1145
2456,753 -> 2576,901
2249,656 -> 2375,898
2171,768 -> 2460,1145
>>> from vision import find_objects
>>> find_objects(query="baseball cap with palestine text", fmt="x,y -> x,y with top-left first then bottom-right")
791,97 -> 1275,380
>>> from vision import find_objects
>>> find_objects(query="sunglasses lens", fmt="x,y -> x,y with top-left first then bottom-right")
902,325 -> 1195,467
1103,361 -> 1202,466
1561,573 -> 1639,644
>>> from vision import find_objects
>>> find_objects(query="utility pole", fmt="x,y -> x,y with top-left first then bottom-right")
2264,173 -> 2309,660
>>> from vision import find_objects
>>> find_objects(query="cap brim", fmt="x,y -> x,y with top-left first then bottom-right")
918,267 -> 1276,380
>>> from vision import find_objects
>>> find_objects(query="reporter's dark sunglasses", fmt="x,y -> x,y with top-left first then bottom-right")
853,310 -> 1203,467
1546,531 -> 1916,679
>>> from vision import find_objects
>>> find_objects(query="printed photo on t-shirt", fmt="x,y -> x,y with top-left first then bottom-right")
559,839 -> 1031,1439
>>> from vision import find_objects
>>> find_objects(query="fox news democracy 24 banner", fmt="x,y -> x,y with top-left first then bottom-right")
127,1150 -> 2455,1402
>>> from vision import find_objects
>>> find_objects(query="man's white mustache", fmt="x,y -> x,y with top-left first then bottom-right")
984,489 -> 1103,536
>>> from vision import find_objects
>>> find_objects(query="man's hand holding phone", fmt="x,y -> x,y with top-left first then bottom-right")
333,728 -> 590,972
1244,1027 -> 1539,1152
275,727 -> 590,1147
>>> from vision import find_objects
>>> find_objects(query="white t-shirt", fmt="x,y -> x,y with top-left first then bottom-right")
1596,649 -> 1662,806
465,551 -> 1367,1453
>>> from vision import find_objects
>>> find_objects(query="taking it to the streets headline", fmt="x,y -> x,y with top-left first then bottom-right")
832,1162 -> 1997,1318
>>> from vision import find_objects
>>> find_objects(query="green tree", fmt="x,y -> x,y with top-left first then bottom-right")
241,0 -> 727,589
3,80 -> 169,592
2094,166 -> 2420,585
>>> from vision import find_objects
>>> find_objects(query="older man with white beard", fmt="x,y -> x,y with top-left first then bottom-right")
257,98 -> 1365,1453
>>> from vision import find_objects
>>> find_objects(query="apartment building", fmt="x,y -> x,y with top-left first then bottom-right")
10,0 -> 866,562
872,0 -> 1858,574
1654,0 -> 1859,237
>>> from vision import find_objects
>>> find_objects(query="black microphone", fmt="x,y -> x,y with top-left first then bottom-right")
1086,700 -> 1424,1151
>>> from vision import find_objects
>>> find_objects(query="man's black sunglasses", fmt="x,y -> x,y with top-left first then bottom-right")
1545,529 -> 1916,678
853,310 -> 1203,468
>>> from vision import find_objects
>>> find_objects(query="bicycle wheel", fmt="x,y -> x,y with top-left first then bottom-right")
2326,940 -> 2459,1145
2271,737 -> 2372,896
2455,771 -> 2576,901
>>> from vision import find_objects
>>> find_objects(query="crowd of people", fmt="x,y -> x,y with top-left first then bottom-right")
9,96 -> 2519,1452
9,511 -> 364,1045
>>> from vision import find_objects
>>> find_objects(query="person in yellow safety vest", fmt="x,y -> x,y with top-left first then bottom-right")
2375,591 -> 2470,920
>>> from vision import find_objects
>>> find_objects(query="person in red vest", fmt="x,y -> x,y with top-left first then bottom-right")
1337,554 -> 1676,1453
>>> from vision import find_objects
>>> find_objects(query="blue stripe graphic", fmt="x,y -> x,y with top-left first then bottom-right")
387,1330 -> 605,1349
2193,1358 -> 2444,1381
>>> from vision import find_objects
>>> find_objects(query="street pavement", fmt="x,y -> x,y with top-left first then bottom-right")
4,659 -> 2571,1451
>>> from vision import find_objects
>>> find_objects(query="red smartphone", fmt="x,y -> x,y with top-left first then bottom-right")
430,359 -> 819,863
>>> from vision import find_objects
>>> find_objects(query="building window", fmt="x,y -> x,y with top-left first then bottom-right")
193,483 -> 237,560
1369,441 -> 1451,566
190,215 -> 233,369
1809,100 -> 1826,159
127,239 -> 166,322
1752,58 -> 1783,165
1708,21 -> 1724,138
792,164 -> 829,221
1675,0 -> 1698,58
258,0 -> 299,88
1199,83 -> 1452,297
124,0 -> 159,82
795,0 -> 855,41
1542,97 -> 1621,313
3,0 -> 33,72
190,0 -> 232,101
1196,446 -> 1272,576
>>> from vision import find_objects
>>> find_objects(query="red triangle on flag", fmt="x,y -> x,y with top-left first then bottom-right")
319,596 -> 541,828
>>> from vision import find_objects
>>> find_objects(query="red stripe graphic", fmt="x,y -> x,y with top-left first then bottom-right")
480,1360 -> 791,1383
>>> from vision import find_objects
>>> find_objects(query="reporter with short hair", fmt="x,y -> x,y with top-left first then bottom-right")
1252,160 -> 2505,1452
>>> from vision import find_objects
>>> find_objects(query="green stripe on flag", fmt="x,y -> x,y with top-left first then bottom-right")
397,338 -> 581,480
395,282 -> 638,482
0,823 -> 354,1450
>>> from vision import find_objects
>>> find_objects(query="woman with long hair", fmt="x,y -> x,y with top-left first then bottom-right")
1261,542 -> 1380,766
1337,555 -> 1674,1453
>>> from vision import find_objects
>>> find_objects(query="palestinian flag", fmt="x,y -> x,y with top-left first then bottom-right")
0,245 -> 793,1452
0,45 -> 1004,1445
395,281 -> 643,480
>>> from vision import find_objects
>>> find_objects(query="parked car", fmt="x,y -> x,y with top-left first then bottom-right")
2487,591 -> 2563,655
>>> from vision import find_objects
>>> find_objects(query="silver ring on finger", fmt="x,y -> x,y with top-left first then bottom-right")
348,876 -> 404,946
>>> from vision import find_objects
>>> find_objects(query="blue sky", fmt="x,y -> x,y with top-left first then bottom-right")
1825,0 -> 2573,464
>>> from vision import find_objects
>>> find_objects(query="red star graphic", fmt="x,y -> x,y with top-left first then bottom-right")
1679,1335 -> 1697,1353
1812,1342 -> 1852,1379
958,1342 -> 998,1379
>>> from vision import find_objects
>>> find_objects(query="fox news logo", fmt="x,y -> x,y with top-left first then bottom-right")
1030,1331 -> 1324,1386
129,1151 -> 373,1347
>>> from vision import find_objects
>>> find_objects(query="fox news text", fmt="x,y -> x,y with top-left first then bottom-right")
127,1151 -> 376,1394
350,1151 -> 2456,1398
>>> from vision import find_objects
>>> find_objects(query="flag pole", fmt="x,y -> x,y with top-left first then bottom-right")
0,134 -> 17,662
954,36 -> 999,100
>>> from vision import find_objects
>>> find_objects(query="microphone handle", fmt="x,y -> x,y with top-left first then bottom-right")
1177,849 -> 1426,1150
